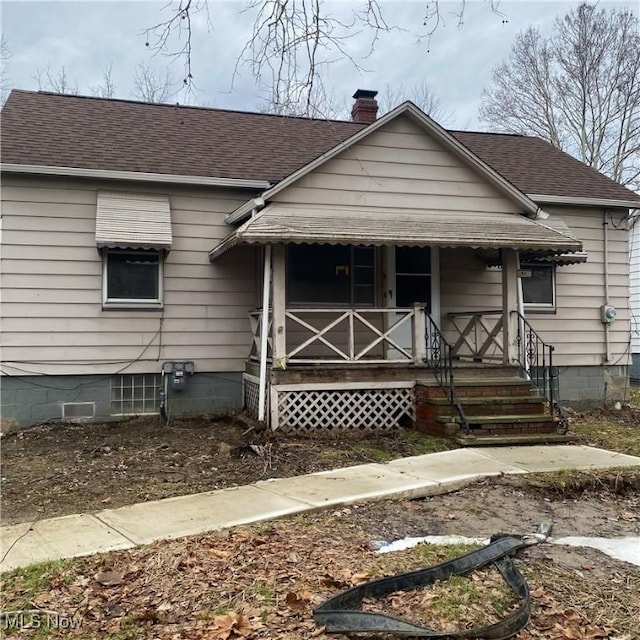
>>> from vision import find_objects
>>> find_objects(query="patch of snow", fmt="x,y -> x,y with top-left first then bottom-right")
375,535 -> 640,567
552,536 -> 640,566
377,535 -> 487,553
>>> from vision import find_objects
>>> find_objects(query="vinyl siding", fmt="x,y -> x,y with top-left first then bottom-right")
0,175 -> 260,375
630,220 -> 640,354
270,115 -> 522,215
440,206 -> 631,367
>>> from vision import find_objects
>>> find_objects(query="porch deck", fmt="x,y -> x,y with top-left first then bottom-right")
244,299 -> 560,440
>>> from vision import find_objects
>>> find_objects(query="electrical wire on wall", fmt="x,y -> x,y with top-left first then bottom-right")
2,314 -> 165,384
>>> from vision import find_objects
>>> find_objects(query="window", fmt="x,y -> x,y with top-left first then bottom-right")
287,244 -> 376,305
103,249 -> 163,307
522,264 -> 555,310
111,374 -> 160,415
394,247 -> 431,308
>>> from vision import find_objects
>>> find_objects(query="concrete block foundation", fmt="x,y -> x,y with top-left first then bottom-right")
0,372 -> 243,431
557,365 -> 630,410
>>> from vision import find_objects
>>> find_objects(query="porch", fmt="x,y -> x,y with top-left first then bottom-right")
209,202 -> 582,437
242,292 -> 562,438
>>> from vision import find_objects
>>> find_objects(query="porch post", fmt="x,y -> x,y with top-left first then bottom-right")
271,243 -> 287,369
258,245 -> 272,422
502,248 -> 520,364
412,302 -> 427,364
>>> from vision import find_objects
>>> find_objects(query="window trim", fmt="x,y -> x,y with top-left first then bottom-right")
521,263 -> 556,313
101,248 -> 164,310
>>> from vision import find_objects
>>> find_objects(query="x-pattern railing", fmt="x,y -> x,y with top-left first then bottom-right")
447,310 -> 504,361
284,308 -> 416,363
248,309 -> 273,361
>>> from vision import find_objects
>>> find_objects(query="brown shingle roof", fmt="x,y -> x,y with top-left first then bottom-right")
2,90 -> 638,204
0,90 -> 364,184
451,130 -> 638,203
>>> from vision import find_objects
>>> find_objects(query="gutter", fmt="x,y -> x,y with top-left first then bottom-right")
528,194 -> 640,209
0,163 -> 271,190
226,197 -> 266,225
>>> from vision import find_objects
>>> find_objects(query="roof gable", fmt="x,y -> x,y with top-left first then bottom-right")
257,102 -> 540,219
264,113 -> 531,218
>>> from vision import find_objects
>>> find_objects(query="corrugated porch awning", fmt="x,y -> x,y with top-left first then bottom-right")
209,203 -> 582,259
96,191 -> 173,250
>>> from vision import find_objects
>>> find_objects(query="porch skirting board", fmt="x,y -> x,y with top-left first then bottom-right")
242,365 -> 631,432
257,381 -> 415,432
0,372 -> 243,432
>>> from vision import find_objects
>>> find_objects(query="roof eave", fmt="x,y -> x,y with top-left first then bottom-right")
527,193 -> 640,210
226,197 -> 266,225
211,232 -> 582,258
0,163 -> 272,190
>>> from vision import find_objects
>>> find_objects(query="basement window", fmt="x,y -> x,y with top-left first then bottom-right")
102,249 -> 163,308
111,374 -> 160,415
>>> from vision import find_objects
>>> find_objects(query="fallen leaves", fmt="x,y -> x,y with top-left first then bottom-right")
94,569 -> 124,586
284,589 -> 312,610
211,612 -> 252,639
1,513 -> 638,640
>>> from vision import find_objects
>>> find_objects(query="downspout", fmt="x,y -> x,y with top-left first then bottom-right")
603,211 -> 611,364
258,245 -> 272,422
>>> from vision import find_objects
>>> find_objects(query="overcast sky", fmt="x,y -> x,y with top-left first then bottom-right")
1,1 -> 637,129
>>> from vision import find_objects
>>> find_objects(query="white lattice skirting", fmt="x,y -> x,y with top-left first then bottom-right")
272,383 -> 415,432
243,374 -> 261,419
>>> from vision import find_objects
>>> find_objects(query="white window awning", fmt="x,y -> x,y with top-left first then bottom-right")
96,191 -> 172,250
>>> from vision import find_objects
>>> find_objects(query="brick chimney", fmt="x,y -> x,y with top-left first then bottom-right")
351,89 -> 378,124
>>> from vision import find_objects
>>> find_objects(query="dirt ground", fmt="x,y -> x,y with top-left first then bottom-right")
348,473 -> 640,576
2,476 -> 638,639
0,414 -> 453,526
1,409 -> 639,638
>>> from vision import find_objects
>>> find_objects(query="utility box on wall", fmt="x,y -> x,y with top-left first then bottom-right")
162,361 -> 195,392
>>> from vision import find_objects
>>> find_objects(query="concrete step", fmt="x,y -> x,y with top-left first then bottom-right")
437,413 -> 559,438
440,413 -> 555,425
417,379 -> 533,400
450,364 -> 523,380
426,395 -> 546,417
456,433 -> 575,447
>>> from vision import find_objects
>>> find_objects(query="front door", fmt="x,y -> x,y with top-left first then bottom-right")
385,246 -> 437,358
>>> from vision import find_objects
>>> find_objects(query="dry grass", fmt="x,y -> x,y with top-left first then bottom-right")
2,512 -> 637,640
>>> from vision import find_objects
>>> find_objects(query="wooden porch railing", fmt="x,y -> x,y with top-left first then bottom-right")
248,309 -> 272,362
446,310 -> 504,362
281,306 -> 427,365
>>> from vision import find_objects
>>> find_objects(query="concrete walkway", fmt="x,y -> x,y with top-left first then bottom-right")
2,444 -> 639,572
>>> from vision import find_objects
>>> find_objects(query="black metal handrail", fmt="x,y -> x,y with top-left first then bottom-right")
425,311 -> 469,433
512,311 -> 561,422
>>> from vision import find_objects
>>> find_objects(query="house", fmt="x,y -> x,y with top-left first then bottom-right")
630,216 -> 640,383
1,89 -> 639,437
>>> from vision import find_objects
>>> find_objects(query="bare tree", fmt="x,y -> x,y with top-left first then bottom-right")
1,34 -> 10,103
90,63 -> 116,98
144,0 -> 505,115
133,62 -> 174,103
378,82 -> 453,124
480,4 -> 640,188
256,81 -> 347,119
35,65 -> 79,94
